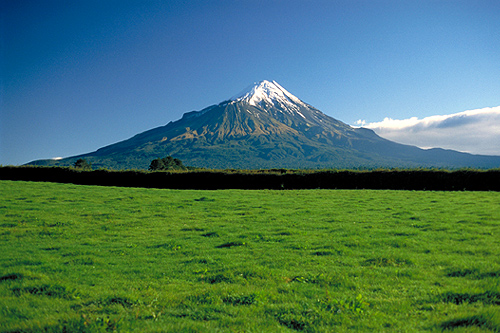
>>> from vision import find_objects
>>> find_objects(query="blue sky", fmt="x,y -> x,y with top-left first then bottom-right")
2,0 -> 500,165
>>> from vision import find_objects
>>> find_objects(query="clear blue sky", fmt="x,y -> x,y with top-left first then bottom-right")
2,0 -> 500,165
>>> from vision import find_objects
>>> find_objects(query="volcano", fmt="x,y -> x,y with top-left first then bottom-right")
29,80 -> 500,169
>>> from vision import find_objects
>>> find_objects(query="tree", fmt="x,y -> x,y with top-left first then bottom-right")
149,156 -> 186,171
74,158 -> 92,170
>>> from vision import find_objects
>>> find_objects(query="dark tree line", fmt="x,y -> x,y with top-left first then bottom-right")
1,166 -> 500,191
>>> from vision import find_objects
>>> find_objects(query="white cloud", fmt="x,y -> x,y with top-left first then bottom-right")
356,106 -> 500,156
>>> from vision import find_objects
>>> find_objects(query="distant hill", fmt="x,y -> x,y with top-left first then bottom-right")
28,80 -> 500,170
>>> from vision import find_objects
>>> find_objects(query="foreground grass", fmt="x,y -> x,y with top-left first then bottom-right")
0,181 -> 499,332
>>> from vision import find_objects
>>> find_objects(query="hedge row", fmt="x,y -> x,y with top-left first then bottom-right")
1,166 -> 499,191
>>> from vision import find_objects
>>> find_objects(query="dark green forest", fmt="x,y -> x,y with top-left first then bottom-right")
1,165 -> 499,191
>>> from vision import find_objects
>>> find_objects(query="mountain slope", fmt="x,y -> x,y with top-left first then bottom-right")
29,80 -> 500,169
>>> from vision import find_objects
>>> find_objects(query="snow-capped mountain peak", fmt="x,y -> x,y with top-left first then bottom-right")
230,80 -> 306,110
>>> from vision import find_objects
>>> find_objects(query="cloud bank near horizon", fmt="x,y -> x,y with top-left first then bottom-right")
355,106 -> 500,156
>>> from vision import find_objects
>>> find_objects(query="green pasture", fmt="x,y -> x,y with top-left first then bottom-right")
0,180 -> 499,332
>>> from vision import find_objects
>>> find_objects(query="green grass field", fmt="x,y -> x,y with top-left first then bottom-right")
1,180 -> 499,332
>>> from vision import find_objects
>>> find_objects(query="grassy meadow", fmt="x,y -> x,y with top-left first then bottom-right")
0,180 -> 499,332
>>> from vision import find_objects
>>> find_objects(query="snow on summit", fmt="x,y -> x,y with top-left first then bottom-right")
231,80 -> 306,110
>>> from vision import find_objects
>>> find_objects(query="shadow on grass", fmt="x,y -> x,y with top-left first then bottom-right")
216,241 -> 246,248
12,284 -> 78,299
0,272 -> 24,281
440,291 -> 500,305
441,312 -> 500,332
446,268 -> 500,279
